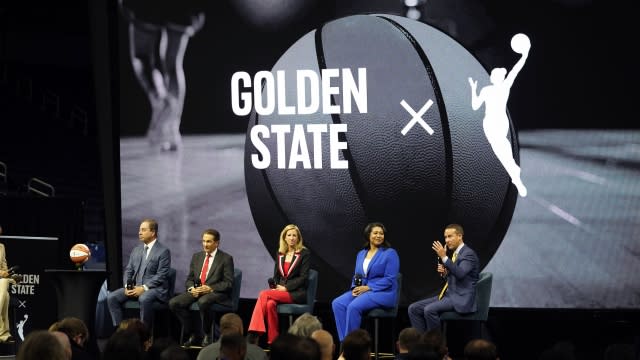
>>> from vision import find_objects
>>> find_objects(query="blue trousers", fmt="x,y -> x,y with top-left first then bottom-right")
407,295 -> 453,332
107,287 -> 164,327
332,290 -> 381,341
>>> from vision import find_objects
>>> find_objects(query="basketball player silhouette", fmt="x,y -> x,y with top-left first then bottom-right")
468,33 -> 530,197
120,1 -> 205,152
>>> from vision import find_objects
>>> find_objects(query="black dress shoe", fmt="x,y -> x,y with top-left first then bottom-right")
182,334 -> 200,347
201,335 -> 211,347
247,331 -> 260,345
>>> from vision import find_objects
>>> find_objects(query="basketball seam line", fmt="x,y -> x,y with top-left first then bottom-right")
376,15 -> 454,214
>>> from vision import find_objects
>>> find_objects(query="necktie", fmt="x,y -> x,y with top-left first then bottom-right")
438,252 -> 457,300
136,245 -> 149,284
200,253 -> 211,285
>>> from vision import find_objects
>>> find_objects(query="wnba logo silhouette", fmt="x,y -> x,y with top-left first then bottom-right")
469,33 -> 530,197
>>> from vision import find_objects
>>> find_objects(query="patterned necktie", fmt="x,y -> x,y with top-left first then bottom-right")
438,252 -> 458,300
200,253 -> 211,285
144,245 -> 149,260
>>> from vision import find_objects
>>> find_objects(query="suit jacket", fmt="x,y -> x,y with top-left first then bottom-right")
443,244 -> 479,313
197,339 -> 267,360
352,247 -> 400,308
185,249 -> 234,306
123,240 -> 172,301
273,247 -> 310,304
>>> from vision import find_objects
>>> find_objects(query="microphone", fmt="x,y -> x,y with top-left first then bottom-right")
436,240 -> 446,279
194,278 -> 202,288
7,265 -> 19,275
268,278 -> 276,289
126,278 -> 134,290
354,273 -> 363,287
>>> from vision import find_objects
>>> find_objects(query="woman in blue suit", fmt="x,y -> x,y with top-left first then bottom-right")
332,222 -> 400,341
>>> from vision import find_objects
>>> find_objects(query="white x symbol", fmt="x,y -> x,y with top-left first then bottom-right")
18,300 -> 26,308
400,99 -> 434,135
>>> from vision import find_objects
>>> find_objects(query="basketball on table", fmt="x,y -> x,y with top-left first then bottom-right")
70,243 -> 91,265
244,14 -> 521,302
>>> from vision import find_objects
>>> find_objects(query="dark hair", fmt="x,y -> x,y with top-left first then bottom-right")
17,330 -> 67,360
270,333 -> 321,360
421,329 -> 448,358
445,223 -> 464,236
407,344 -> 442,360
362,222 -> 391,249
342,329 -> 371,360
102,329 -> 145,360
397,327 -> 421,352
141,218 -> 159,236
202,228 -> 221,242
464,339 -> 498,360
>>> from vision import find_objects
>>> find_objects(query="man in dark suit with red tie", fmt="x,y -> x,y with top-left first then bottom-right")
408,223 -> 479,332
169,228 -> 234,347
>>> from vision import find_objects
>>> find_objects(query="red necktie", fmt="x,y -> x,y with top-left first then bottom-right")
200,253 -> 211,285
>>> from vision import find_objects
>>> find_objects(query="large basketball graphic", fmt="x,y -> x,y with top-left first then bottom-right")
243,14 -> 520,302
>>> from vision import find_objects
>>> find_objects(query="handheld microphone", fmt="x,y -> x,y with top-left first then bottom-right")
7,265 -> 19,275
436,240 -> 446,279
194,278 -> 202,288
126,278 -> 134,290
268,278 -> 276,289
354,273 -> 363,287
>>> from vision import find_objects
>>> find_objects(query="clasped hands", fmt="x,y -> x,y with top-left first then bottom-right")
351,285 -> 370,297
125,286 -> 145,297
188,284 -> 213,298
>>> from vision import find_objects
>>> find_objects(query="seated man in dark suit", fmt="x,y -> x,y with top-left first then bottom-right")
107,218 -> 172,327
407,223 -> 479,332
169,228 -> 234,347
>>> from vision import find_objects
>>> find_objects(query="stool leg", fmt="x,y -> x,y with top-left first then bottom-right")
374,318 -> 379,360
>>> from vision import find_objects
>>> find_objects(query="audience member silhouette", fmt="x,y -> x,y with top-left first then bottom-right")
16,330 -> 68,360
219,333 -> 248,360
405,344 -> 442,360
197,312 -> 267,360
51,330 -> 73,360
396,327 -> 422,359
603,343 -> 635,360
311,329 -> 335,360
118,318 -> 152,352
537,340 -> 575,360
147,336 -> 179,360
270,333 -> 321,360
421,329 -> 452,360
464,339 -> 499,360
49,316 -> 92,360
288,312 -> 323,338
338,328 -> 371,360
102,328 -> 146,360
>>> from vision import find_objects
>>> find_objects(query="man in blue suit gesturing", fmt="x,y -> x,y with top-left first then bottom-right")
408,224 -> 479,332
107,218 -> 172,327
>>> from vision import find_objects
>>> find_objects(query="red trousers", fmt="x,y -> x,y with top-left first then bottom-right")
248,289 -> 294,344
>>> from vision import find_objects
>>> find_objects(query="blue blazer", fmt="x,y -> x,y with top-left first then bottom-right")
443,244 -> 479,313
352,247 -> 399,308
123,241 -> 172,301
